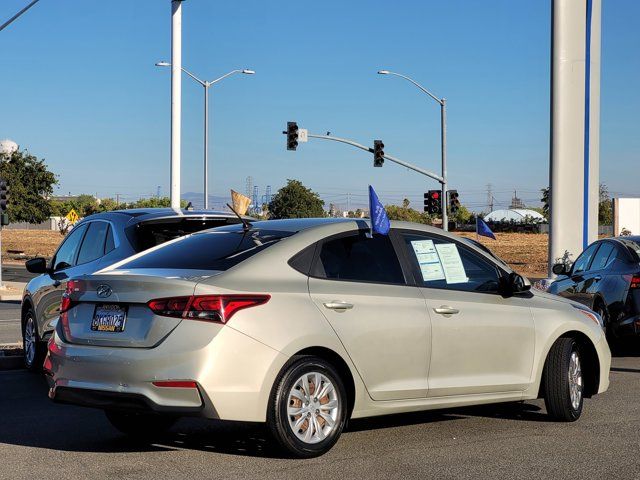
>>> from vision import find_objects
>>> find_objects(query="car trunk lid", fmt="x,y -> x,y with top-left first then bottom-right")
60,269 -> 222,348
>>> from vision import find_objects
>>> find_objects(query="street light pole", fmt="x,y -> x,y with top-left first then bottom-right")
156,63 -> 254,209
378,70 -> 448,231
440,98 -> 447,231
170,0 -> 183,212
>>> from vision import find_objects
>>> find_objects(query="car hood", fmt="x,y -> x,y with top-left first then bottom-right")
531,288 -> 593,311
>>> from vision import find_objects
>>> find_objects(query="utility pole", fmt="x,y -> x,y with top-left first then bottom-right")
170,0 -> 184,211
486,184 -> 494,212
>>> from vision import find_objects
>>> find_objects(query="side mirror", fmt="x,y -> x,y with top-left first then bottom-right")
552,263 -> 570,275
25,257 -> 49,274
501,272 -> 531,297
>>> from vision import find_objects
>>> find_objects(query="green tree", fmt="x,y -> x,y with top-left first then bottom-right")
384,199 -> 431,224
0,150 -> 57,223
541,187 -> 550,218
268,179 -> 325,219
599,184 -> 613,226
126,196 -> 188,209
450,204 -> 472,224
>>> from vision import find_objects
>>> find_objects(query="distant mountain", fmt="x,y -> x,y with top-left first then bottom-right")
181,192 -> 233,210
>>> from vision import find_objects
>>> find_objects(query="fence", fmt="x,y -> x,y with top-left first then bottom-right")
4,217 -> 61,231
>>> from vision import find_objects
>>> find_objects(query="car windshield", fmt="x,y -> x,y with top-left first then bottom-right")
133,217 -> 242,252
119,228 -> 294,271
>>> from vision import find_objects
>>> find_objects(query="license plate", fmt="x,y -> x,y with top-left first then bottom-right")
91,304 -> 127,332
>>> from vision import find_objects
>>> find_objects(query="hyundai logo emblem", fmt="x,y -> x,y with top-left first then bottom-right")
96,284 -> 112,298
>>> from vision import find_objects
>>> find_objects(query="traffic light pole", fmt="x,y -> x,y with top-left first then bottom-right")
306,133 -> 444,184
440,99 -> 448,231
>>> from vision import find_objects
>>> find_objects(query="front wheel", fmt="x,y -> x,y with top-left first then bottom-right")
267,356 -> 348,458
105,410 -> 177,439
543,337 -> 584,421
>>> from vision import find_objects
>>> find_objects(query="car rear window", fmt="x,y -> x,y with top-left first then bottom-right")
120,229 -> 294,271
133,217 -> 243,252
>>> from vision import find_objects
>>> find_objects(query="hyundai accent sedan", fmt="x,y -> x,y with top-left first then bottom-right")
22,208 -> 246,371
45,218 -> 611,457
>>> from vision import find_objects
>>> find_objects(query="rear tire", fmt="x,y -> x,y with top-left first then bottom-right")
543,337 -> 584,422
267,355 -> 347,458
22,310 -> 46,372
105,410 -> 177,439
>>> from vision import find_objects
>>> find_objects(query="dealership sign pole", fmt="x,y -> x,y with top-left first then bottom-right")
549,0 -> 601,276
170,0 -> 184,211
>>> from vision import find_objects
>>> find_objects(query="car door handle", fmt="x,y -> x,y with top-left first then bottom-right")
593,275 -> 602,281
433,306 -> 460,315
323,301 -> 354,310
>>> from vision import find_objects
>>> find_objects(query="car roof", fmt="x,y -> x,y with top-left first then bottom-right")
207,217 -> 511,270
80,208 -> 246,223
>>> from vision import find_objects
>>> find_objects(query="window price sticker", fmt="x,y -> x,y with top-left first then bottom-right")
410,239 -> 445,282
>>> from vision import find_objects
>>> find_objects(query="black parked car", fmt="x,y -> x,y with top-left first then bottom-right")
21,208 -> 247,371
549,236 -> 640,343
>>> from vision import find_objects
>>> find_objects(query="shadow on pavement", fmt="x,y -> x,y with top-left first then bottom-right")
0,369 -> 555,459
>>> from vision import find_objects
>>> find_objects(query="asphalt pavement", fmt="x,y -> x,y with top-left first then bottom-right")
0,265 -> 33,344
1,355 -> 639,480
0,301 -> 21,345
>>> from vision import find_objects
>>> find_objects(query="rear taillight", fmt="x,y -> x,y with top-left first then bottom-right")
631,275 -> 640,289
60,280 -> 81,313
147,294 -> 270,324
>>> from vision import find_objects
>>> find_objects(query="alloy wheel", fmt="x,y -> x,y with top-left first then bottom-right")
568,351 -> 583,410
24,317 -> 36,366
286,371 -> 340,444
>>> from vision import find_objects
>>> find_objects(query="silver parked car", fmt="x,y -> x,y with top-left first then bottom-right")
45,218 -> 611,457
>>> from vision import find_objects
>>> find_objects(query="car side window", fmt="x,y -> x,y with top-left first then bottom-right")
589,242 -> 614,271
313,233 -> 405,284
52,223 -> 89,271
400,233 -> 501,293
104,224 -> 115,254
77,222 -> 110,265
572,243 -> 600,274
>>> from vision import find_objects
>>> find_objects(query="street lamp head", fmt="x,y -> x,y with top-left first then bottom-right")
377,70 -> 390,75
155,61 -> 171,67
242,69 -> 256,75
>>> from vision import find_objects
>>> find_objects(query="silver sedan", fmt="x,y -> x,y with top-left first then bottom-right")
45,218 -> 611,457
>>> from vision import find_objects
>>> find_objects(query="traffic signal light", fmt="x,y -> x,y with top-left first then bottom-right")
448,190 -> 460,214
373,140 -> 384,167
285,122 -> 299,151
0,180 -> 8,213
424,190 -> 442,215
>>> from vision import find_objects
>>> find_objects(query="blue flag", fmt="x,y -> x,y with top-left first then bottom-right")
477,217 -> 496,240
368,185 -> 390,235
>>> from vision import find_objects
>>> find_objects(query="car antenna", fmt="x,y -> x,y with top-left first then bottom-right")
226,203 -> 252,232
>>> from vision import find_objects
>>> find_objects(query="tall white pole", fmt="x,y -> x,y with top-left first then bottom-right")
204,85 -> 209,209
548,0 -> 601,276
170,0 -> 183,211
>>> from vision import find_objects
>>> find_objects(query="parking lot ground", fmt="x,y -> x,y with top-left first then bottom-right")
0,301 -> 21,345
1,355 -> 639,480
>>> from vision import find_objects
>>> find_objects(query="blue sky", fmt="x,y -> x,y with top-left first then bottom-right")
1,0 -> 638,211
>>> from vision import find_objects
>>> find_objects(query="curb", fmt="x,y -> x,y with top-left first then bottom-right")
0,293 -> 22,302
0,344 -> 24,371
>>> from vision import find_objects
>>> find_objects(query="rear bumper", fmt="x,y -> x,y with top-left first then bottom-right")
46,320 -> 289,422
50,386 -> 204,415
